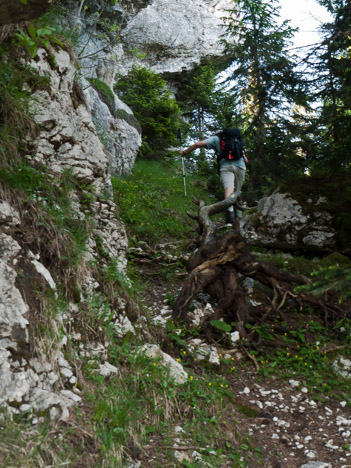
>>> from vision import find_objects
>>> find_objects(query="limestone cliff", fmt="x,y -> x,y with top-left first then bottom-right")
0,0 -> 234,421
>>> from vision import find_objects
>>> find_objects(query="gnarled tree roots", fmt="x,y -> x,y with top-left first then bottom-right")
173,195 -> 348,350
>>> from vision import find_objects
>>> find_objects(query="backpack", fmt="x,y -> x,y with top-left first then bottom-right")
217,128 -> 244,163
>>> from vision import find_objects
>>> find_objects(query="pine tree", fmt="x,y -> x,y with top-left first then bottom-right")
220,0 -> 307,196
303,0 -> 351,173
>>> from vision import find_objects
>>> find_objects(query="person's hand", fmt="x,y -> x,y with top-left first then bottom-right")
179,148 -> 185,156
244,154 -> 249,164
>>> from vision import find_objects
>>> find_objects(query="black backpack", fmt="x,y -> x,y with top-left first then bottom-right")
217,128 -> 244,163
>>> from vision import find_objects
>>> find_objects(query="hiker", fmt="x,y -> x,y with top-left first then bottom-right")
179,128 -> 248,225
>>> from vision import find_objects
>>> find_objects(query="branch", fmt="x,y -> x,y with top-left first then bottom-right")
78,39 -> 117,60
198,190 -> 241,244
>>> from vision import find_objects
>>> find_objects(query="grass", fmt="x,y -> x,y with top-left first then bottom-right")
245,316 -> 351,400
112,158 -> 221,246
0,45 -> 41,164
76,320 -> 263,467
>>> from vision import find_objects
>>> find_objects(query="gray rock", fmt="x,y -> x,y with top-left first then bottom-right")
84,85 -> 141,176
121,0 -> 233,76
241,191 -> 339,253
137,344 -> 188,384
300,462 -> 332,468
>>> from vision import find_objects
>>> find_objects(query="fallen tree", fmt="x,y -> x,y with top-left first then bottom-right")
172,192 -> 349,349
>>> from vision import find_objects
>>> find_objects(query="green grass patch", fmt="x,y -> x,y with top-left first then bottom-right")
112,158 -> 221,246
246,318 -> 351,401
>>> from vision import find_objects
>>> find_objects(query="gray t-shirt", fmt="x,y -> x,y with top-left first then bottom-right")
205,135 -> 246,170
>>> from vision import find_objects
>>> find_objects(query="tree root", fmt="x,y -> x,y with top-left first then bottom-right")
173,196 -> 350,350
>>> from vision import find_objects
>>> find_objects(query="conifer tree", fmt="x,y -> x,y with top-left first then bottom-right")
220,0 -> 307,196
303,0 -> 351,173
114,66 -> 180,160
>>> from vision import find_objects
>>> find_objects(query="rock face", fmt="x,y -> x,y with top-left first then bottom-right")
0,0 -> 236,422
70,0 -> 234,173
120,0 -> 233,76
241,192 -> 340,254
0,47 -> 130,420
84,84 -> 142,175
71,0 -> 234,172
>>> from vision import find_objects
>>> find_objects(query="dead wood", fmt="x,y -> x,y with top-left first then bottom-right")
172,195 -> 349,348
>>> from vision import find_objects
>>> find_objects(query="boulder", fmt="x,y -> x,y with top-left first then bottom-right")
241,191 -> 345,254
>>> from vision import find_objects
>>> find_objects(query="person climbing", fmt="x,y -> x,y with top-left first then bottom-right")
179,128 -> 248,227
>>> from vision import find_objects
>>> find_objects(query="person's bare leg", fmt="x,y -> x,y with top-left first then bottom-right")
224,186 -> 234,224
224,187 -> 234,199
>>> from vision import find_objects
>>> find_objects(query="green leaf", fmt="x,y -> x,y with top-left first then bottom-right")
28,24 -> 37,40
210,320 -> 231,332
40,39 -> 50,49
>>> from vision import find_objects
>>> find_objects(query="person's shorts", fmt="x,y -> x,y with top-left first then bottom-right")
219,164 -> 245,190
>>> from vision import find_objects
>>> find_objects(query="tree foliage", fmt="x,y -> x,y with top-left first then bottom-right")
114,66 -> 181,159
220,0 -> 308,197
301,0 -> 351,174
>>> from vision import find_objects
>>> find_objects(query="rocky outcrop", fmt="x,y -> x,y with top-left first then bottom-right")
241,191 -> 341,254
75,0 -> 234,83
0,47 -> 131,420
58,0 -> 234,174
120,0 -> 233,76
84,84 -> 141,175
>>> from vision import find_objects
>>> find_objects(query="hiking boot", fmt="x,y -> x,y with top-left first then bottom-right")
225,210 -> 235,225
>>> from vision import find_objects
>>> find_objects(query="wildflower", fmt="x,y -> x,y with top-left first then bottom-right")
183,350 -> 186,355
153,362 -> 156,366
208,382 -> 212,386
231,367 -> 236,371
190,376 -> 193,381
176,358 -> 180,362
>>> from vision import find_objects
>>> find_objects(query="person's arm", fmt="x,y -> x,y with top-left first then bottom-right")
179,140 -> 207,156
243,152 -> 249,165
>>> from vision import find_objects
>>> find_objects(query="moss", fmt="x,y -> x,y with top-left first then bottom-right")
319,252 -> 351,267
248,210 -> 263,230
114,108 -> 141,133
87,77 -> 115,115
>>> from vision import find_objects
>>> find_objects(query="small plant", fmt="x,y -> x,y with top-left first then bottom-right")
15,24 -> 63,58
